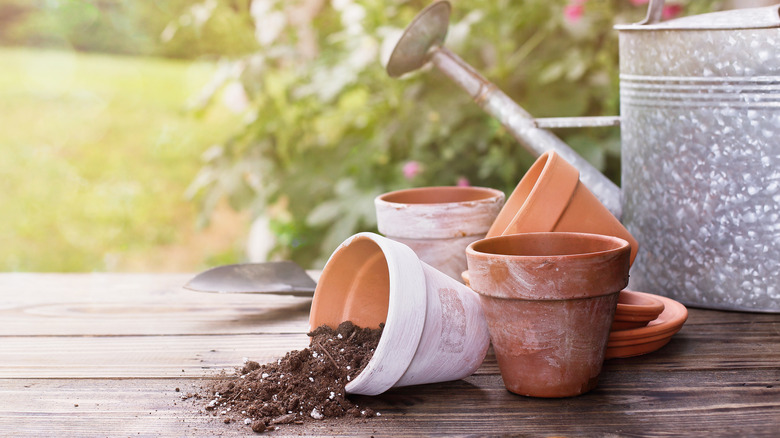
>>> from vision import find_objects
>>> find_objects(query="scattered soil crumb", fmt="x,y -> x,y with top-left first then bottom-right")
199,321 -> 383,433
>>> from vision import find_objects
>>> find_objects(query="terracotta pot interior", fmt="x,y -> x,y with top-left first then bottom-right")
487,153 -> 548,237
310,238 -> 390,330
379,186 -> 500,204
470,233 -> 626,259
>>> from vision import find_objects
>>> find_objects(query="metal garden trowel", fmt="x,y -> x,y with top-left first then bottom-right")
184,261 -> 317,296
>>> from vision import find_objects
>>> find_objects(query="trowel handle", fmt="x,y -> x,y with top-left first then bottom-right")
429,47 -> 623,219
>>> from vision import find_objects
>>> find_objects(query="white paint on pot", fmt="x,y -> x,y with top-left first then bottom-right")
375,186 -> 505,280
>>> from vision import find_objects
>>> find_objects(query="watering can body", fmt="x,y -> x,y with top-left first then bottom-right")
388,1 -> 780,312
617,6 -> 780,312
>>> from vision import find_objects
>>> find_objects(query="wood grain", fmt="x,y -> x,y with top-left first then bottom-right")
2,370 -> 778,437
3,315 -> 776,378
0,334 -> 308,379
0,273 -> 313,336
1,273 -> 779,436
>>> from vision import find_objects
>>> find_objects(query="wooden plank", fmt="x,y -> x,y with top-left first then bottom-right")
0,298 -> 312,336
0,273 -> 313,336
4,299 -> 776,338
685,307 -> 780,325
2,316 -> 777,379
0,273 -> 319,308
0,334 -> 309,379
2,273 -> 778,337
0,378 -> 233,437
1,369 -> 778,437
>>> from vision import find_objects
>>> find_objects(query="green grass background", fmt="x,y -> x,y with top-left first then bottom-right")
0,47 -> 245,271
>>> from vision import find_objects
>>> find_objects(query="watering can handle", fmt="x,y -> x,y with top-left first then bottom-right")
430,47 -> 623,218
638,0 -> 665,25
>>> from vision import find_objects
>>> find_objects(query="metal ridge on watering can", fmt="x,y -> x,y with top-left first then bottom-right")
616,3 -> 780,30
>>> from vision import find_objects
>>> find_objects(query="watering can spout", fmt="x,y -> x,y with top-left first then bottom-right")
386,0 -> 623,219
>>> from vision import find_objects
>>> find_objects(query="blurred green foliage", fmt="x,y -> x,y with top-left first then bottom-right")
0,47 -> 241,271
0,0 -> 257,58
187,0 -> 719,268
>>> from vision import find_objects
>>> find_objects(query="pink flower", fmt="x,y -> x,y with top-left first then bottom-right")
402,161 -> 421,180
456,177 -> 470,187
629,0 -> 649,6
563,4 -> 584,24
662,4 -> 683,20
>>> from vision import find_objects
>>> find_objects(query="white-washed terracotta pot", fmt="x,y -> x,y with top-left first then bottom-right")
309,232 -> 490,395
375,186 -> 505,280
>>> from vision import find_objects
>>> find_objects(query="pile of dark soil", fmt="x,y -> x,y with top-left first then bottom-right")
202,321 -> 383,433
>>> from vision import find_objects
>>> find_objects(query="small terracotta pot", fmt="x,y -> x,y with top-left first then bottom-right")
309,232 -> 490,396
375,186 -> 505,280
611,290 -> 665,331
605,293 -> 688,359
466,232 -> 630,398
485,151 -> 638,265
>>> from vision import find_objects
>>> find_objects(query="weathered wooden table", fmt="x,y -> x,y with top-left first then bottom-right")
1,273 -> 778,436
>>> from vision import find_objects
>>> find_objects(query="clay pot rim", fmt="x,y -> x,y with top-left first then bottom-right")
467,232 -> 630,262
375,186 -> 505,240
377,186 -> 505,206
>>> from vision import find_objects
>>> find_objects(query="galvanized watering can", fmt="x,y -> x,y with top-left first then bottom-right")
387,0 -> 780,312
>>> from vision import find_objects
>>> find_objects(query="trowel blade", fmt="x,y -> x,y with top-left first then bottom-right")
184,261 -> 316,296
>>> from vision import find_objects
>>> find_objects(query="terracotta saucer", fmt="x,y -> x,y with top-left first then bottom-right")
605,337 -> 674,360
611,290 -> 665,330
605,293 -> 688,359
609,293 -> 687,341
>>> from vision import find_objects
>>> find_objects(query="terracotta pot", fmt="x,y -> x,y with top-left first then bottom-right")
466,232 -> 631,398
375,186 -> 505,280
309,232 -> 490,396
485,151 -> 638,265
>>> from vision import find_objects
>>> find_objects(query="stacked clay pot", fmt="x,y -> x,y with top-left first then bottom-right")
375,186 -> 504,280
486,150 -> 638,264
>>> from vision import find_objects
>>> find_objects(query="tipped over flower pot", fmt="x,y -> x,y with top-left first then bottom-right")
466,232 -> 631,398
309,232 -> 491,396
375,186 -> 505,280
486,151 -> 638,265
